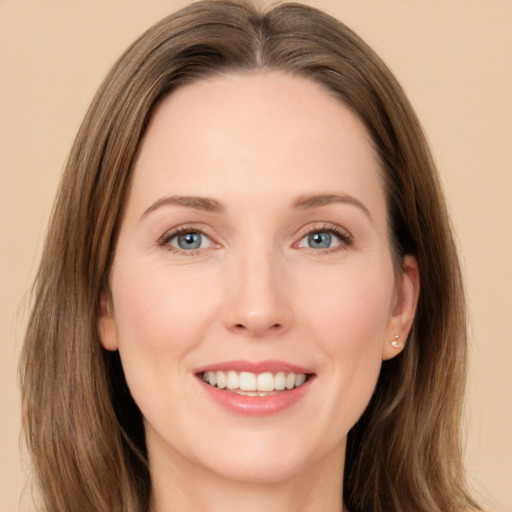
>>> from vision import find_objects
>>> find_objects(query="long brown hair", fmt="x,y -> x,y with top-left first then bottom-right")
20,1 -> 480,511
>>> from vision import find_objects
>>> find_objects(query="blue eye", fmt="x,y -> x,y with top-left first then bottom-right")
297,228 -> 349,250
167,231 -> 211,250
307,232 -> 333,249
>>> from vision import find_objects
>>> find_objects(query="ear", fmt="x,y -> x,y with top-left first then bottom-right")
382,255 -> 420,360
98,292 -> 119,351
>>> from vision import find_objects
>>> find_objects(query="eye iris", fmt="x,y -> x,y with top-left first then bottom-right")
308,232 -> 331,248
177,232 -> 202,249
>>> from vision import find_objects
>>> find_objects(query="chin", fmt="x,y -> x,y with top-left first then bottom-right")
185,429 -> 346,486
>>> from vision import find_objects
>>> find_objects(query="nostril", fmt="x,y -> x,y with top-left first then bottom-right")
231,322 -> 283,335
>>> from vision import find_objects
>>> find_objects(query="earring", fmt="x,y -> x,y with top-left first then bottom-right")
390,334 -> 400,348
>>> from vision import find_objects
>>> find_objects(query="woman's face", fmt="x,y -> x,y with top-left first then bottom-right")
99,72 -> 418,485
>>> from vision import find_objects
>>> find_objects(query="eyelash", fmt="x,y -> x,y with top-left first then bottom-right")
295,223 -> 353,253
158,222 -> 353,255
159,226 -> 216,256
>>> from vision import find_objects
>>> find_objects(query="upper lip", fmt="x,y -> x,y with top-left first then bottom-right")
194,359 -> 314,375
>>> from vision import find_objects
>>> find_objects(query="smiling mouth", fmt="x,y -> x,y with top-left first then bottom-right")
200,370 -> 312,396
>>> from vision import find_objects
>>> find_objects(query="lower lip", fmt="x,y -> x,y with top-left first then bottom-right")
198,377 -> 313,416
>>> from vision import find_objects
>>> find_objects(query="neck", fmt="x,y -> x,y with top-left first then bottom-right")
148,442 -> 346,512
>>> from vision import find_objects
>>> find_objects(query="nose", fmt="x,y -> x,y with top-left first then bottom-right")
222,246 -> 293,338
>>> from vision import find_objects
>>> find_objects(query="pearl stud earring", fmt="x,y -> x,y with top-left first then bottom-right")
391,334 -> 400,348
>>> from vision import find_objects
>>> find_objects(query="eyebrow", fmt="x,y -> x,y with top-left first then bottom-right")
292,193 -> 373,221
141,192 -> 372,221
142,195 -> 224,218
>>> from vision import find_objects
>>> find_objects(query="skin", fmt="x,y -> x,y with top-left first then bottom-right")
99,72 -> 419,512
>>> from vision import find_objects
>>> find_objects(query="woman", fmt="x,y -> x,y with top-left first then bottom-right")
20,1 -> 481,511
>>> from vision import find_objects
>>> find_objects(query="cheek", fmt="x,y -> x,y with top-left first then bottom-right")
111,260 -> 220,353
301,263 -> 394,349
108,259 -> 224,416
297,263 -> 394,420
108,258 -> 225,424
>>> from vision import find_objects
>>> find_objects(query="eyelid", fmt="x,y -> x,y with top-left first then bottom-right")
158,224 -> 220,254
294,222 -> 353,250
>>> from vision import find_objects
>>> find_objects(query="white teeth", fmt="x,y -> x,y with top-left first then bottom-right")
239,371 -> 256,391
256,372 -> 274,392
295,373 -> 307,387
236,390 -> 259,396
202,370 -> 309,392
216,371 -> 227,389
235,390 -> 278,396
208,371 -> 217,387
285,372 -> 296,389
226,371 -> 238,390
274,372 -> 286,390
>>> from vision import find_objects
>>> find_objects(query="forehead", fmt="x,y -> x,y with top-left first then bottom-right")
128,71 -> 386,218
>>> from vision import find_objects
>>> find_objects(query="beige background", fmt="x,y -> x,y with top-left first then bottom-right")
1,1 -> 510,511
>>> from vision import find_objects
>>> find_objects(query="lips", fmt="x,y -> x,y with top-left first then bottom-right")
196,360 -> 315,415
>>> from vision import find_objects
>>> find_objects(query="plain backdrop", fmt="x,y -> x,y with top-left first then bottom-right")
1,1 -> 511,511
